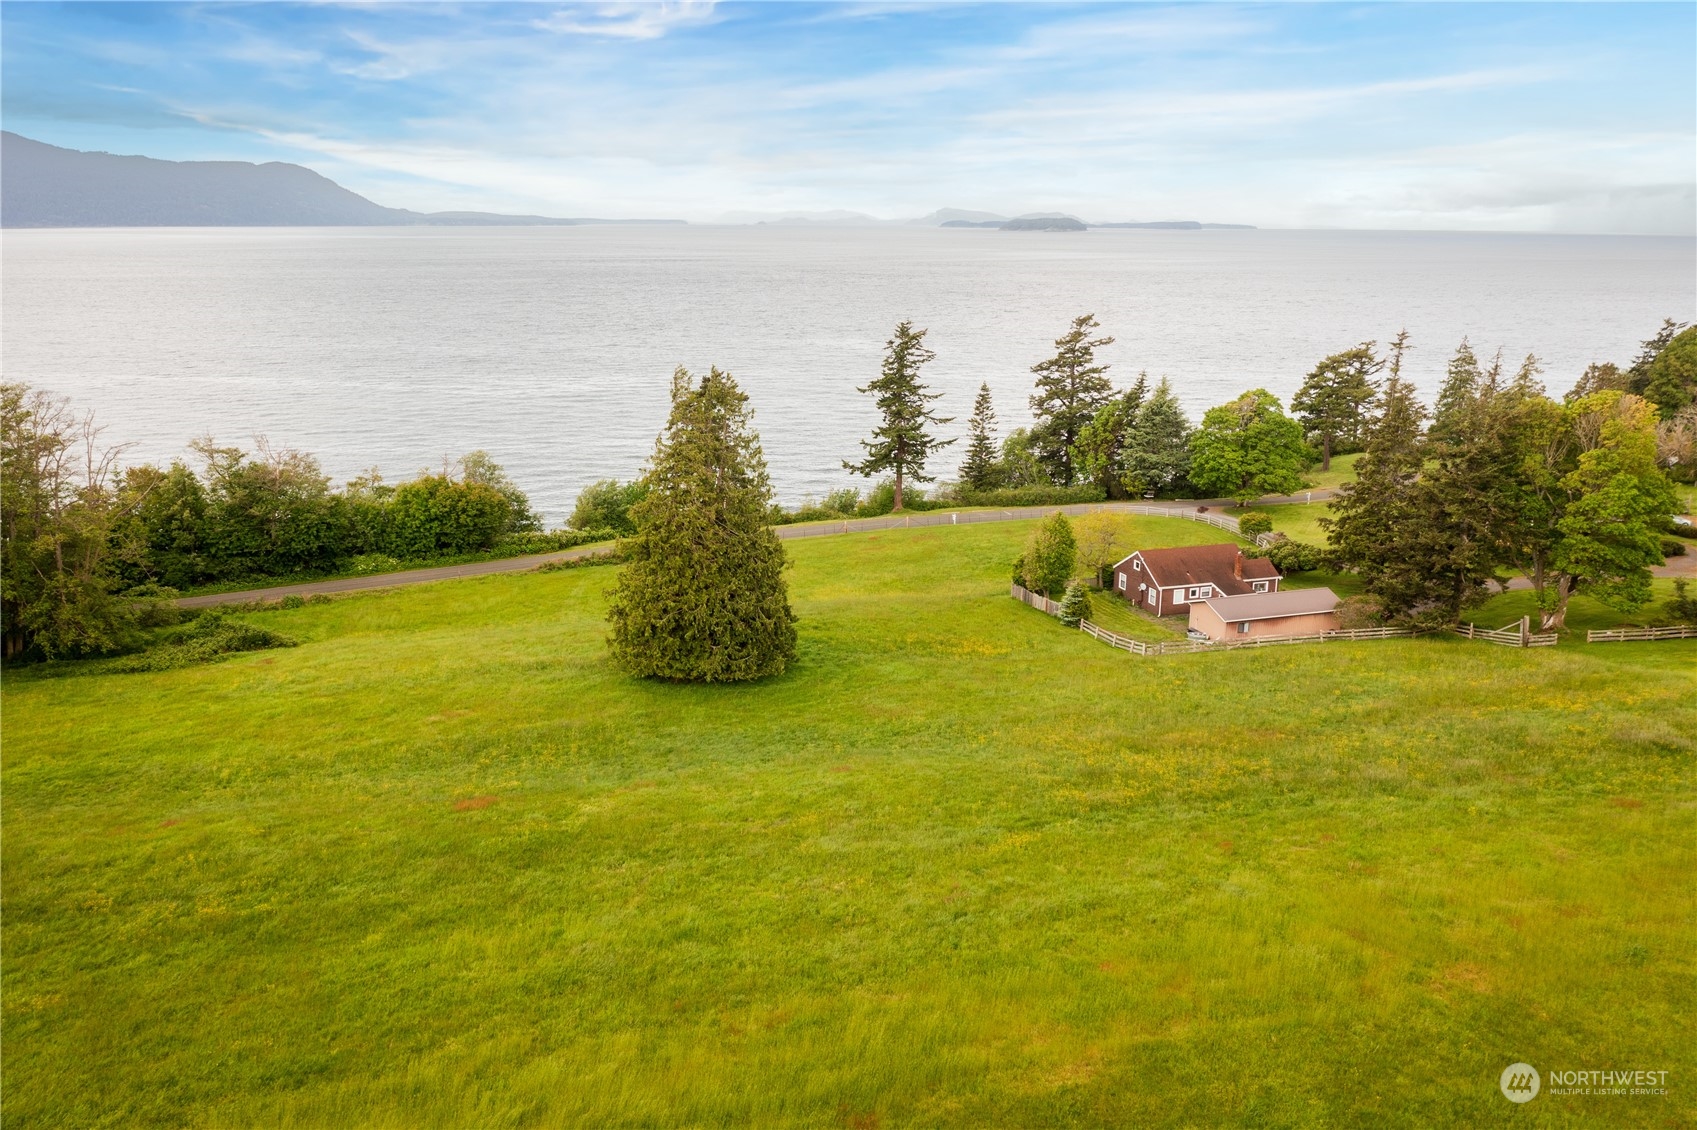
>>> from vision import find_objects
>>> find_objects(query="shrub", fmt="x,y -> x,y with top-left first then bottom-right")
1335,595 -> 1386,630
570,480 -> 648,535
1668,579 -> 1697,626
1266,539 -> 1324,573
1020,512 -> 1076,597
110,611 -> 297,673
279,594 -> 306,610
1058,580 -> 1093,626
823,487 -> 861,515
1660,537 -> 1687,558
1237,511 -> 1273,537
349,553 -> 404,576
954,484 -> 1105,508
384,475 -> 511,559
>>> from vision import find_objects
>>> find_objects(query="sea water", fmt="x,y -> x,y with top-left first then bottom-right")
3,225 -> 1692,521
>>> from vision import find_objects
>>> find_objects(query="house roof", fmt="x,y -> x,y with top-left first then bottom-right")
1200,587 -> 1340,623
1118,543 -> 1280,596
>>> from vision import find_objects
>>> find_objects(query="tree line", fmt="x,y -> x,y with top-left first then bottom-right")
843,315 -> 1696,520
0,382 -> 583,659
1325,322 -> 1695,631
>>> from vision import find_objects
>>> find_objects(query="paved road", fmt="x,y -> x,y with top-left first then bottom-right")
176,496 -> 1328,608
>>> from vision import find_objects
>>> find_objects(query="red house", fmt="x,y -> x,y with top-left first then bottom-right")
1109,543 -> 1281,617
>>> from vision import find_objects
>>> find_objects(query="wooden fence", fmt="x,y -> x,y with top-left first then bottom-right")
1015,583 -> 1414,658
1451,617 -> 1559,648
1586,625 -> 1697,643
787,501 -> 1272,545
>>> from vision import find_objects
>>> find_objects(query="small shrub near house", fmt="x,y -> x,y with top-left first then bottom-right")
1237,511 -> 1273,538
1058,580 -> 1093,626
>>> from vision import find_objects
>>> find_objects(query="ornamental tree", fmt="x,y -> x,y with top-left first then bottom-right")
607,367 -> 797,682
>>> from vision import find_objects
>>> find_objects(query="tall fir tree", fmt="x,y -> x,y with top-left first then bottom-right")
1290,342 -> 1382,470
607,367 -> 797,682
1430,339 -> 1484,442
1029,314 -> 1115,485
844,321 -> 954,510
1120,377 -> 1192,495
959,382 -> 1002,492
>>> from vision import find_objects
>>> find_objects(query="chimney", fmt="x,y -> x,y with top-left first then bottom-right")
1234,552 -> 1244,580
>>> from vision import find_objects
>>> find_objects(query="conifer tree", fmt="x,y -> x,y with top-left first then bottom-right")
1072,375 -> 1147,498
844,321 -> 954,510
1291,342 -> 1382,470
1029,314 -> 1115,485
607,367 -> 797,682
1120,377 -> 1192,495
959,382 -> 1002,492
1430,339 -> 1483,442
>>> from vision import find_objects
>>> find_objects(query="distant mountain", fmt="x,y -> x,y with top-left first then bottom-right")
940,220 -> 1005,228
716,209 -> 883,225
0,133 -> 683,228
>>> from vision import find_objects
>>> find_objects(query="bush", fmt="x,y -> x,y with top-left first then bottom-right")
824,487 -> 861,514
384,475 -> 511,559
1266,539 -> 1324,573
490,528 -> 618,557
570,480 -> 648,535
1660,537 -> 1688,558
1335,595 -> 1386,630
1237,511 -> 1273,537
1668,579 -> 1697,626
279,594 -> 305,610
1058,580 -> 1093,627
110,611 -> 297,673
954,484 -> 1105,508
349,553 -> 404,576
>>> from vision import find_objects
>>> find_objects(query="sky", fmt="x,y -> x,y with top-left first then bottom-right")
3,2 -> 1694,233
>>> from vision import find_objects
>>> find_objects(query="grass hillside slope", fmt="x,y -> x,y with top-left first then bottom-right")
4,517 -> 1693,1127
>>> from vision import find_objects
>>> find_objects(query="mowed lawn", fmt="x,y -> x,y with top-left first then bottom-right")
3,517 -> 1694,1128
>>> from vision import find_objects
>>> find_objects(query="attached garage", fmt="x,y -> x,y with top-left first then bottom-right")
1189,587 -> 1342,640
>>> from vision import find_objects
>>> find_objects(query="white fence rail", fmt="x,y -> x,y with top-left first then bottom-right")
787,501 -> 1270,543
1586,625 -> 1697,643
1451,618 -> 1559,648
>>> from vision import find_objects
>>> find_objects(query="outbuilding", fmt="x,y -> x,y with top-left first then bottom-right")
1189,587 -> 1342,640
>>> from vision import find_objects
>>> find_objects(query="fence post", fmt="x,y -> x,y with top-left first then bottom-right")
1520,616 -> 1530,648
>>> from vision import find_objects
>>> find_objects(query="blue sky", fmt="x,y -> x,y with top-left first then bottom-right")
4,2 -> 1693,232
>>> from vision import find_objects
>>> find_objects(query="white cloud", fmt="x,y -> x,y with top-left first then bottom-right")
532,1 -> 719,40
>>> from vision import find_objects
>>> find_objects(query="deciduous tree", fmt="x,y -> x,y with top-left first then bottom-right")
608,367 -> 797,682
1186,390 -> 1310,506
1019,512 -> 1076,597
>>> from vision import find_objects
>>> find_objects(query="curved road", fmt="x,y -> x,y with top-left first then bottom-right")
176,494 -> 1332,609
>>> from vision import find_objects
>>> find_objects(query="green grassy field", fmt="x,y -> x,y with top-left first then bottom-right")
4,516 -> 1694,1128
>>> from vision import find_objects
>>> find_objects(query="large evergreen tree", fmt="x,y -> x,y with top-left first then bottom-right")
1186,389 -> 1310,506
607,367 -> 797,682
844,321 -> 954,510
1290,342 -> 1382,470
1029,314 -> 1115,485
1640,325 -> 1697,421
959,382 -> 1002,492
1430,339 -> 1485,442
1120,377 -> 1192,495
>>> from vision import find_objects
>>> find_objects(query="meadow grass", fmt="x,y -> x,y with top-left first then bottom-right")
4,516 -> 1694,1128
1298,452 -> 1362,493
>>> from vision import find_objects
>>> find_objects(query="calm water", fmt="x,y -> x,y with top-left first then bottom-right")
4,226 -> 1693,521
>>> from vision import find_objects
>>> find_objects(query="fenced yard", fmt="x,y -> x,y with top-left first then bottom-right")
1586,625 -> 1697,643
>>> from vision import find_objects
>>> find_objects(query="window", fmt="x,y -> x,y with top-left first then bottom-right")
1237,621 -> 1250,634
1188,586 -> 1209,600
1252,581 -> 1269,593
1132,559 -> 1142,572
1117,573 -> 1126,591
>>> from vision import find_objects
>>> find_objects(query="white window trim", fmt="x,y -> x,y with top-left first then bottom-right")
1252,581 -> 1269,593
1132,559 -> 1142,572
1117,573 -> 1127,591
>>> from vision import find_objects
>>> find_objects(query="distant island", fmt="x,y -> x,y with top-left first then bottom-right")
0,133 -> 686,228
998,216 -> 1088,232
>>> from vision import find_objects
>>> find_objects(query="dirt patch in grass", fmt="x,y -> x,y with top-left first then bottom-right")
1608,797 -> 1644,809
453,796 -> 498,812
